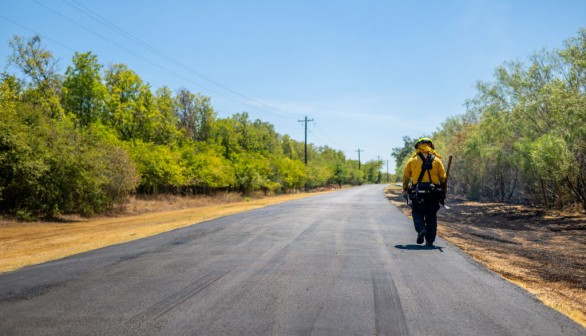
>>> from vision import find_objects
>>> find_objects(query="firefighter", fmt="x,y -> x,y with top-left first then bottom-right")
402,137 -> 447,246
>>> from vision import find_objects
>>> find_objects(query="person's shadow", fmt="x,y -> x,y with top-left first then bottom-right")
394,244 -> 444,252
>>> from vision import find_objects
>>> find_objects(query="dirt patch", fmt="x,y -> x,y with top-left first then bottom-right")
385,187 -> 586,328
0,192 -> 329,274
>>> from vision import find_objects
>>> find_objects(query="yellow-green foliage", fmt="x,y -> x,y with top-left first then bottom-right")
428,28 -> 586,209
0,35 -> 381,216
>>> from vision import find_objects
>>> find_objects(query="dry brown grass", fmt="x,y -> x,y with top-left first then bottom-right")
0,192 -> 328,274
109,192 -> 247,216
385,186 -> 586,328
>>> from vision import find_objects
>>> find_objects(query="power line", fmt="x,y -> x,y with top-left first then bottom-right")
60,0 -> 297,119
313,122 -> 344,150
0,15 -> 76,52
28,0 -> 292,120
4,12 -> 287,148
30,1 -> 230,98
5,7 -> 274,120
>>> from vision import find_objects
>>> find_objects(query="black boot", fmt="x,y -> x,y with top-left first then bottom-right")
417,229 -> 426,244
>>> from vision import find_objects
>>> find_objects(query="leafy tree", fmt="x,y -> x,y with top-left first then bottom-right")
273,156 -> 306,191
0,85 -> 138,216
8,35 -> 63,118
61,51 -> 106,127
40,120 -> 138,216
558,28 -> 586,207
281,134 -> 301,160
0,79 -> 48,215
232,112 -> 254,150
153,86 -> 182,145
306,161 -> 332,189
331,161 -> 347,188
175,88 -> 216,142
181,142 -> 235,192
363,160 -> 384,184
127,140 -> 185,194
104,63 -> 155,141
344,161 -> 364,185
232,152 -> 270,194
560,28 -> 586,93
211,117 -> 243,158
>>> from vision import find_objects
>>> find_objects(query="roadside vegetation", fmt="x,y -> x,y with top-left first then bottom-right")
393,28 -> 586,212
0,35 -> 384,220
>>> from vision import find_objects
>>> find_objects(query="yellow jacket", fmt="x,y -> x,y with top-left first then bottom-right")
402,152 -> 447,191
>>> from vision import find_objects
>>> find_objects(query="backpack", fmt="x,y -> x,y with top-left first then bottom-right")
408,153 -> 442,206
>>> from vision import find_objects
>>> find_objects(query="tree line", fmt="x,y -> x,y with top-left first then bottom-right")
0,35 -> 383,218
393,28 -> 586,211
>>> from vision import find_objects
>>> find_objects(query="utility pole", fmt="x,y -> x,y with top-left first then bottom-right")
298,116 -> 314,165
386,159 -> 389,183
356,148 -> 364,170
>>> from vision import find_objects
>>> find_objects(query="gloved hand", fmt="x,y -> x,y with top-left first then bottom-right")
401,190 -> 408,199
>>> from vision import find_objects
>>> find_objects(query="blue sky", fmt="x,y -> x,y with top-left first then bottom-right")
1,0 -> 585,172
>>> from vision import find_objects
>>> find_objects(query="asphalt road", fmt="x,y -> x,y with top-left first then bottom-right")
0,185 -> 583,335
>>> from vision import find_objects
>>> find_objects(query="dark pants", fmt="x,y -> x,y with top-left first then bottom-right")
412,201 -> 440,244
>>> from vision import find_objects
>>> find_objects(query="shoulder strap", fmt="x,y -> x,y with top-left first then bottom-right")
416,153 -> 435,184
416,153 -> 426,184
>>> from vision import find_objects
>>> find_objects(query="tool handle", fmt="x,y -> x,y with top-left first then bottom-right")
445,154 -> 453,184
440,154 -> 453,204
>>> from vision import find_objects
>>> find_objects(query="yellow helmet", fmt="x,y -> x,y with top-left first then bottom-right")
414,137 -> 434,149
